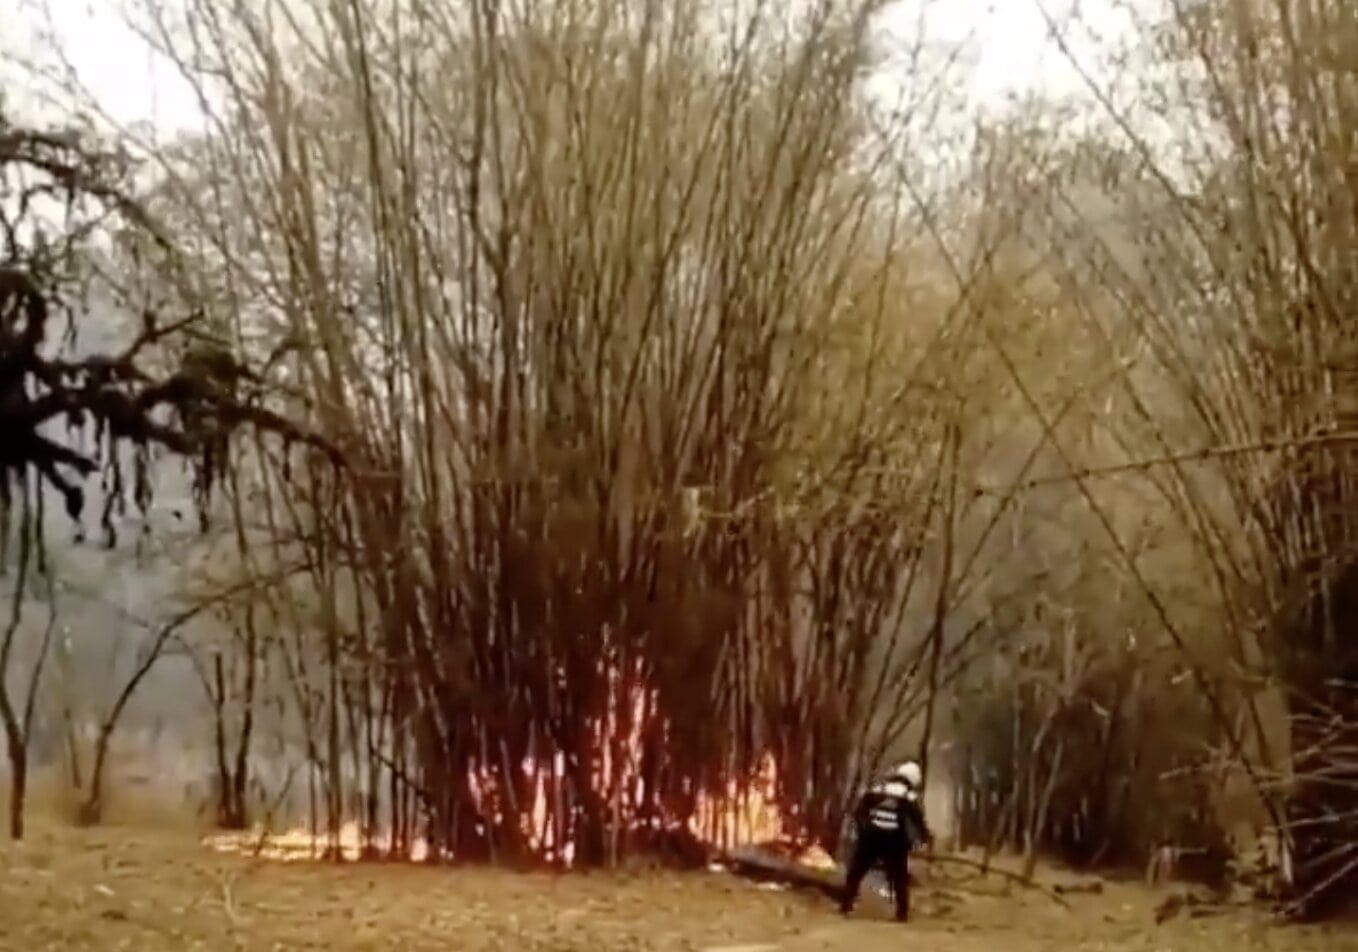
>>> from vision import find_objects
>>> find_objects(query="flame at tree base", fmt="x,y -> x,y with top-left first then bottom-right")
202,754 -> 837,871
202,820 -> 838,870
204,671 -> 839,873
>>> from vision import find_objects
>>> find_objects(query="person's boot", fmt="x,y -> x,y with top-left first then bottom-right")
895,894 -> 909,923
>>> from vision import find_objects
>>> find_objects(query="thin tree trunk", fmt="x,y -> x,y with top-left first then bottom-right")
231,610 -> 259,833
920,422 -> 960,780
7,743 -> 27,841
2,707 -> 26,840
211,652 -> 244,829
1022,738 -> 1065,882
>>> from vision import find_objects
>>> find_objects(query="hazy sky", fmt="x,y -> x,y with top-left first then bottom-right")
0,0 -> 1133,132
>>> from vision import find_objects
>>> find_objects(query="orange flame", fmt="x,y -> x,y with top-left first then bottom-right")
690,753 -> 784,848
205,665 -> 831,870
204,755 -> 796,866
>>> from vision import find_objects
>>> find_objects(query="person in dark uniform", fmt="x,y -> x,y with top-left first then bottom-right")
840,760 -> 932,922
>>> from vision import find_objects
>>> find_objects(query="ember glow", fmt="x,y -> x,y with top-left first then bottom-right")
205,819 -> 429,863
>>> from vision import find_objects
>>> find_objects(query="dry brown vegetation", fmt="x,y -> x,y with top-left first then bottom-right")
2,0 -> 1358,939
6,815 -> 1358,952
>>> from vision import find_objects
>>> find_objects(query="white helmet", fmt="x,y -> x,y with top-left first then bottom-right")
891,760 -> 923,789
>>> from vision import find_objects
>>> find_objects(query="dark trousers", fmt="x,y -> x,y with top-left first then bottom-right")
841,829 -> 910,921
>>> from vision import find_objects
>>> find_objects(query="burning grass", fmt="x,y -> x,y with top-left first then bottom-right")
200,749 -> 821,868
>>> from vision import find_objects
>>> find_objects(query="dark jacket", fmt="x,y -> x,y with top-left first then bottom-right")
853,779 -> 932,849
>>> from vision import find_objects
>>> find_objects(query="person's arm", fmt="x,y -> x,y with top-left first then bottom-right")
901,798 -> 933,847
852,791 -> 872,829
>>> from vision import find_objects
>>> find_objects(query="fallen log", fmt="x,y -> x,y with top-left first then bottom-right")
715,844 -> 1071,910
715,847 -> 844,902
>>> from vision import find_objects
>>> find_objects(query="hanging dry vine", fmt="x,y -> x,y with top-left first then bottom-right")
0,112 -> 340,544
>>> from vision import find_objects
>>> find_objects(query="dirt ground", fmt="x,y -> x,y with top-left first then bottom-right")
3,821 -> 1357,952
